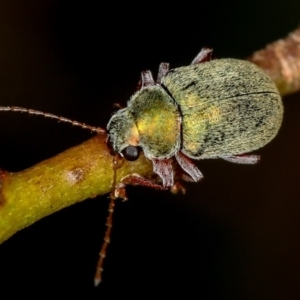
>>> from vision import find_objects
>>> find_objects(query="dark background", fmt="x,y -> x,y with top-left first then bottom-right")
0,1 -> 299,298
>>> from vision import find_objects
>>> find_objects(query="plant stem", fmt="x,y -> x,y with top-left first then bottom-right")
0,134 -> 153,243
248,27 -> 300,96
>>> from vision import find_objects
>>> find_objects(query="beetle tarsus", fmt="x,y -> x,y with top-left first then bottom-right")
175,151 -> 203,182
141,70 -> 155,87
221,154 -> 260,164
191,47 -> 213,65
152,159 -> 174,187
121,173 -> 167,190
157,62 -> 169,84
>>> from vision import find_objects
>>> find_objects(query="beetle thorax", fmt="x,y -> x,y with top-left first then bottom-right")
107,86 -> 182,160
130,86 -> 182,159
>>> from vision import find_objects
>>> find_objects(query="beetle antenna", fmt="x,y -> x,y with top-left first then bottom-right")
94,155 -> 124,286
94,191 -> 116,286
0,106 -> 104,133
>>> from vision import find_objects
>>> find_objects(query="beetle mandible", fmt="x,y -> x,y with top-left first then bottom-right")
107,48 -> 283,187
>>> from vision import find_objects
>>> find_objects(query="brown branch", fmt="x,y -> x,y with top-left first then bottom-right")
248,27 -> 300,96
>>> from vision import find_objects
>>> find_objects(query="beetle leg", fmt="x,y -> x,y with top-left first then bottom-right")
221,154 -> 260,164
136,70 -> 155,91
175,151 -> 204,182
157,62 -> 169,84
152,158 -> 174,187
141,70 -> 155,87
191,48 -> 213,65
121,173 -> 168,190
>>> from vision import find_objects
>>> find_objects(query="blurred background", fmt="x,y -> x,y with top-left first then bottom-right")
0,1 -> 299,298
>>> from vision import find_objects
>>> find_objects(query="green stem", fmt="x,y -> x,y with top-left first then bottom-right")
0,134 -> 153,244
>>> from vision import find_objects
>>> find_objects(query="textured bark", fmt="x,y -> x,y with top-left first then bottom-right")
248,28 -> 300,96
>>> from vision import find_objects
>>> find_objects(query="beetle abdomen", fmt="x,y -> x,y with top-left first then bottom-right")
162,59 -> 283,159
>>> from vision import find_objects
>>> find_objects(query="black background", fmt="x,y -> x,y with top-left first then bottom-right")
0,1 -> 300,299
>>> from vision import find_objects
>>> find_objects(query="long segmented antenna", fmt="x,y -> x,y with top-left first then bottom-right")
94,192 -> 115,286
94,155 -> 123,286
0,106 -> 104,133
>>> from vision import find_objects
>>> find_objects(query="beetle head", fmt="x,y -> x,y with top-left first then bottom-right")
107,108 -> 141,161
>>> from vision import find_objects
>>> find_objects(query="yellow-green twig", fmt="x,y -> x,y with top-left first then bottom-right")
0,134 -> 153,244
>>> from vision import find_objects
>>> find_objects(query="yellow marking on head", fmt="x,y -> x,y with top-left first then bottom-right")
126,124 -> 140,146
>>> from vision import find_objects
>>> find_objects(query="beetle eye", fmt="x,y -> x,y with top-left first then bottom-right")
122,146 -> 140,161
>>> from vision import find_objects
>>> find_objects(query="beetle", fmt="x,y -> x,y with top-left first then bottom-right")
107,48 -> 283,187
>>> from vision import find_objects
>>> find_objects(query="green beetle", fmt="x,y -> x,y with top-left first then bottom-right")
107,49 -> 283,187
